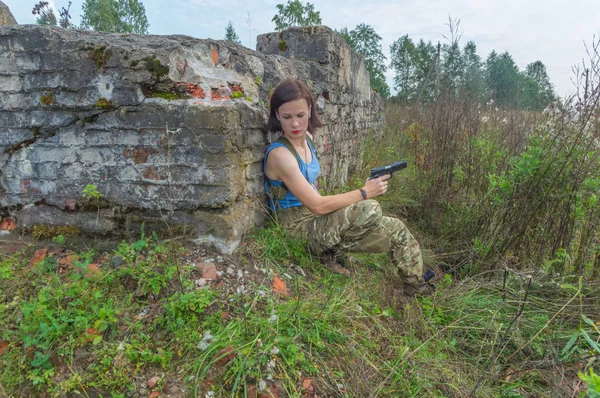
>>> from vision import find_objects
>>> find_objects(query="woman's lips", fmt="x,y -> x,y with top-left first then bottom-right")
292,130 -> 301,134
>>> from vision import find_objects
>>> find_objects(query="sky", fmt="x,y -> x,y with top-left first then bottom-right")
5,0 -> 600,99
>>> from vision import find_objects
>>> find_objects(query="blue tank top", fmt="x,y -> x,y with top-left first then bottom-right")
264,138 -> 320,211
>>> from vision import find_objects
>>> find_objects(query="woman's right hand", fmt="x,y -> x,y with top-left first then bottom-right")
362,175 -> 391,199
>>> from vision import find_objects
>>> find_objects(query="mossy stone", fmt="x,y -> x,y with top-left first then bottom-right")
95,98 -> 114,109
145,56 -> 170,81
277,39 -> 288,52
89,46 -> 113,69
40,93 -> 54,106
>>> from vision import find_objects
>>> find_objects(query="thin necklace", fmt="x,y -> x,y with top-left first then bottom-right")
304,140 -> 309,163
304,139 -> 309,180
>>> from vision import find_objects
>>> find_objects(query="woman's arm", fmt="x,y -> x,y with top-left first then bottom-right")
266,147 -> 390,216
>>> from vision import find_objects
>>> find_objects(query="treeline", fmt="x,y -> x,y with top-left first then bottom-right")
267,2 -> 558,110
336,20 -> 556,110
31,0 -> 149,34
389,34 -> 556,109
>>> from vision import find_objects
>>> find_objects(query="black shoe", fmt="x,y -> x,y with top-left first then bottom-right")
423,269 -> 436,282
403,282 -> 435,297
319,250 -> 351,276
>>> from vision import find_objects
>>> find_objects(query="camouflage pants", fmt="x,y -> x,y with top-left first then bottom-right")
276,200 -> 424,285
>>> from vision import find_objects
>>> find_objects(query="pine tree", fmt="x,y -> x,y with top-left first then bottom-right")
224,21 -> 241,45
485,51 -> 520,108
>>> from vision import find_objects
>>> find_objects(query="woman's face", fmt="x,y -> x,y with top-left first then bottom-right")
276,98 -> 311,138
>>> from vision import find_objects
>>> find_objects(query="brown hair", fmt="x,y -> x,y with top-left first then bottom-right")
266,78 -> 323,135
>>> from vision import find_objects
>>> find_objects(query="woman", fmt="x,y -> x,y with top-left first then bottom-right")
263,78 -> 430,295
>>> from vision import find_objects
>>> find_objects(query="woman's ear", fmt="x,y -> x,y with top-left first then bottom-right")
276,111 -> 280,121
308,105 -> 312,118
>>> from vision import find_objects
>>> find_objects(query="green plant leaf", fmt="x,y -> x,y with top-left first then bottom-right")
561,331 -> 579,358
581,329 -> 600,354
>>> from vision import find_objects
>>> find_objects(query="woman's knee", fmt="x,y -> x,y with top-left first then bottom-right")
347,199 -> 382,228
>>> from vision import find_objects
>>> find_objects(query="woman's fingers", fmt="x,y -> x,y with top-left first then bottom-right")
363,174 -> 392,198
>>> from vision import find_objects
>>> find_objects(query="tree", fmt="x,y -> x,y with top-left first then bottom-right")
440,41 -> 464,96
438,16 -> 465,97
224,21 -> 241,45
338,24 -> 390,98
272,0 -> 321,32
485,51 -> 520,108
390,35 -> 417,101
461,41 -> 485,101
390,35 -> 436,102
521,61 -> 555,109
80,0 -> 149,34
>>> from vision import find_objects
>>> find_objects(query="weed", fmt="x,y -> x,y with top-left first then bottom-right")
277,39 -> 288,52
95,97 -> 114,109
579,368 -> 600,396
89,46 -> 112,69
29,225 -> 80,239
147,91 -> 187,100
145,56 -> 169,81
40,93 -> 54,106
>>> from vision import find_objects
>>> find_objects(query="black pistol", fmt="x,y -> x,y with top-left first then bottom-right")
369,160 -> 408,179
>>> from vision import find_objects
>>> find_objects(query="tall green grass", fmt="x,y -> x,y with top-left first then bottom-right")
361,63 -> 600,278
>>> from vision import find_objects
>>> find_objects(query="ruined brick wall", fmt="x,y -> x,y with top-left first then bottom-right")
0,1 -> 17,26
0,25 -> 382,253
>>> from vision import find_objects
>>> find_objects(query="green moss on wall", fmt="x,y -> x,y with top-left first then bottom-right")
95,98 -> 114,109
40,93 -> 54,106
148,91 -> 187,100
145,56 -> 170,81
89,46 -> 113,69
277,39 -> 288,52
28,224 -> 81,239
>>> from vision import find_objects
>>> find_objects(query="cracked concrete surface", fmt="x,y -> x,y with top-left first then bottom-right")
0,25 -> 383,253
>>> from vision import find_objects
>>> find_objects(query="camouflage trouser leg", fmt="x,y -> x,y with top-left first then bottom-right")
277,200 -> 423,285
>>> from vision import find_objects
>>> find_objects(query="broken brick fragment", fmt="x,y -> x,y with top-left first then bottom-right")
30,248 -> 48,266
211,87 -> 230,100
214,345 -> 236,366
0,216 -> 16,231
143,167 -> 163,181
229,84 -> 244,95
132,147 -> 157,164
64,198 -> 78,212
85,263 -> 101,277
211,47 -> 219,65
197,262 -> 217,279
176,82 -> 206,98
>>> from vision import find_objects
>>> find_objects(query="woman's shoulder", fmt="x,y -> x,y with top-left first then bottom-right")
267,145 -> 294,159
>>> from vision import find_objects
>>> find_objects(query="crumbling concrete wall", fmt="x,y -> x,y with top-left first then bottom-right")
0,25 -> 382,253
0,1 -> 17,26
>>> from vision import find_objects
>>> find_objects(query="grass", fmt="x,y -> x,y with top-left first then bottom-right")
1,225 -> 599,396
